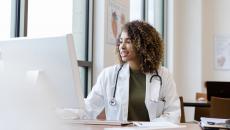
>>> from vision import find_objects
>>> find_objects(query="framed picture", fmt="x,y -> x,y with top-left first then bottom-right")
107,0 -> 129,45
214,35 -> 230,70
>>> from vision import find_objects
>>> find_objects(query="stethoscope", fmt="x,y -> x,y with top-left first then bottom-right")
109,64 -> 163,106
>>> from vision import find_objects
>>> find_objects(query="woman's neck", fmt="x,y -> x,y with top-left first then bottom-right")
128,61 -> 140,71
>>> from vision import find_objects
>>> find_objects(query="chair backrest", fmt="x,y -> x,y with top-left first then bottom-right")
196,92 -> 207,101
179,96 -> 186,123
194,92 -> 210,121
210,97 -> 230,118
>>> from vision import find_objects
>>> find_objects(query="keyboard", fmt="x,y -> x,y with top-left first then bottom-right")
66,119 -> 132,126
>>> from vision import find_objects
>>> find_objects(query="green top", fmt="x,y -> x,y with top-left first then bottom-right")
128,68 -> 149,121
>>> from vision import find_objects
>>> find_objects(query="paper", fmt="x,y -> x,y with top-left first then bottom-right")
105,121 -> 185,130
200,117 -> 228,129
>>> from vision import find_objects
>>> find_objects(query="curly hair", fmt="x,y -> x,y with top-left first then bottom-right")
116,20 -> 164,73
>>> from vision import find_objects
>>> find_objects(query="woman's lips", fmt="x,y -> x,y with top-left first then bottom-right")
120,51 -> 128,57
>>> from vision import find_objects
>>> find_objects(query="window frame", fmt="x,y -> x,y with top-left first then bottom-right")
15,0 -> 93,97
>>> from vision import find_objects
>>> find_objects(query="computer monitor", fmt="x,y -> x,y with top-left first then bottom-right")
0,34 -> 84,130
206,81 -> 230,101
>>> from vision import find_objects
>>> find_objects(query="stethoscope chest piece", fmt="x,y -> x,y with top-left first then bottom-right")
109,98 -> 117,106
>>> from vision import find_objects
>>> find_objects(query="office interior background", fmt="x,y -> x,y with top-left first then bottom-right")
1,0 -> 230,121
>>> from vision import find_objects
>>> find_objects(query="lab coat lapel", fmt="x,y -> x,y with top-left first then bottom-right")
116,63 -> 130,121
146,74 -> 151,100
146,73 -> 161,102
145,73 -> 161,120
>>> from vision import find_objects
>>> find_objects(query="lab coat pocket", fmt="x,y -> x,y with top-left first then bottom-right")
107,101 -> 120,120
155,101 -> 165,117
148,100 -> 165,119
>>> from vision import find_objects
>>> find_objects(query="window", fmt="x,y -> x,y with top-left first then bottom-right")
130,0 -> 164,36
0,0 -> 11,39
73,0 -> 93,97
145,0 -> 164,36
130,0 -> 144,21
27,0 -> 72,37
145,0 -> 165,66
25,0 -> 92,97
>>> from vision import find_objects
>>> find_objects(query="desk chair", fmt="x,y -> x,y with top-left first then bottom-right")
210,97 -> 230,118
179,96 -> 186,123
194,92 -> 210,121
196,92 -> 207,101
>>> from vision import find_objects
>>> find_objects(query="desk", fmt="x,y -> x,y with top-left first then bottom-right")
66,123 -> 202,130
184,100 -> 210,107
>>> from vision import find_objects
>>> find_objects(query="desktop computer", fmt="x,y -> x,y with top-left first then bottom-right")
0,34 -> 84,130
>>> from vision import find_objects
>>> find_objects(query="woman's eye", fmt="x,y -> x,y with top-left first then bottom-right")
117,38 -> 131,44
126,39 -> 131,43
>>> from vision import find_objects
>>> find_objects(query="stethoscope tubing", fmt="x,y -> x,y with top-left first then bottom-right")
112,64 -> 124,99
150,70 -> 163,86
110,64 -> 124,106
110,64 -> 162,106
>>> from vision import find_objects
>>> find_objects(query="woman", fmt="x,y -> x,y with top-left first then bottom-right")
64,20 -> 180,123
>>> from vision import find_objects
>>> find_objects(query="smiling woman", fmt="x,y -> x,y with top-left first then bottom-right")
64,20 -> 180,123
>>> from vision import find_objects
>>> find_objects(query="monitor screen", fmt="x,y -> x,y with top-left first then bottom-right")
206,81 -> 230,101
0,34 -> 84,130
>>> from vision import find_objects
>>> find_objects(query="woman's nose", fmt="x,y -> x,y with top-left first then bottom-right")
119,42 -> 126,49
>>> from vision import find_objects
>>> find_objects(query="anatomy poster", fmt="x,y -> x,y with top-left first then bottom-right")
214,35 -> 230,70
107,0 -> 129,45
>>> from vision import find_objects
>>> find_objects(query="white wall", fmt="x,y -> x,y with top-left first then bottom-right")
172,0 -> 230,121
173,0 -> 230,99
173,0 -> 202,101
202,0 -> 230,83
173,0 -> 202,121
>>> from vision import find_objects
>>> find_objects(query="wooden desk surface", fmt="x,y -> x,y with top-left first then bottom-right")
65,123 -> 202,130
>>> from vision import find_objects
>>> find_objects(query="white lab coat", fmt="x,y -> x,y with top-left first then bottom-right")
82,63 -> 181,123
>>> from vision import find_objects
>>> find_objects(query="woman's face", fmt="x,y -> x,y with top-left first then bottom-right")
118,31 -> 137,63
